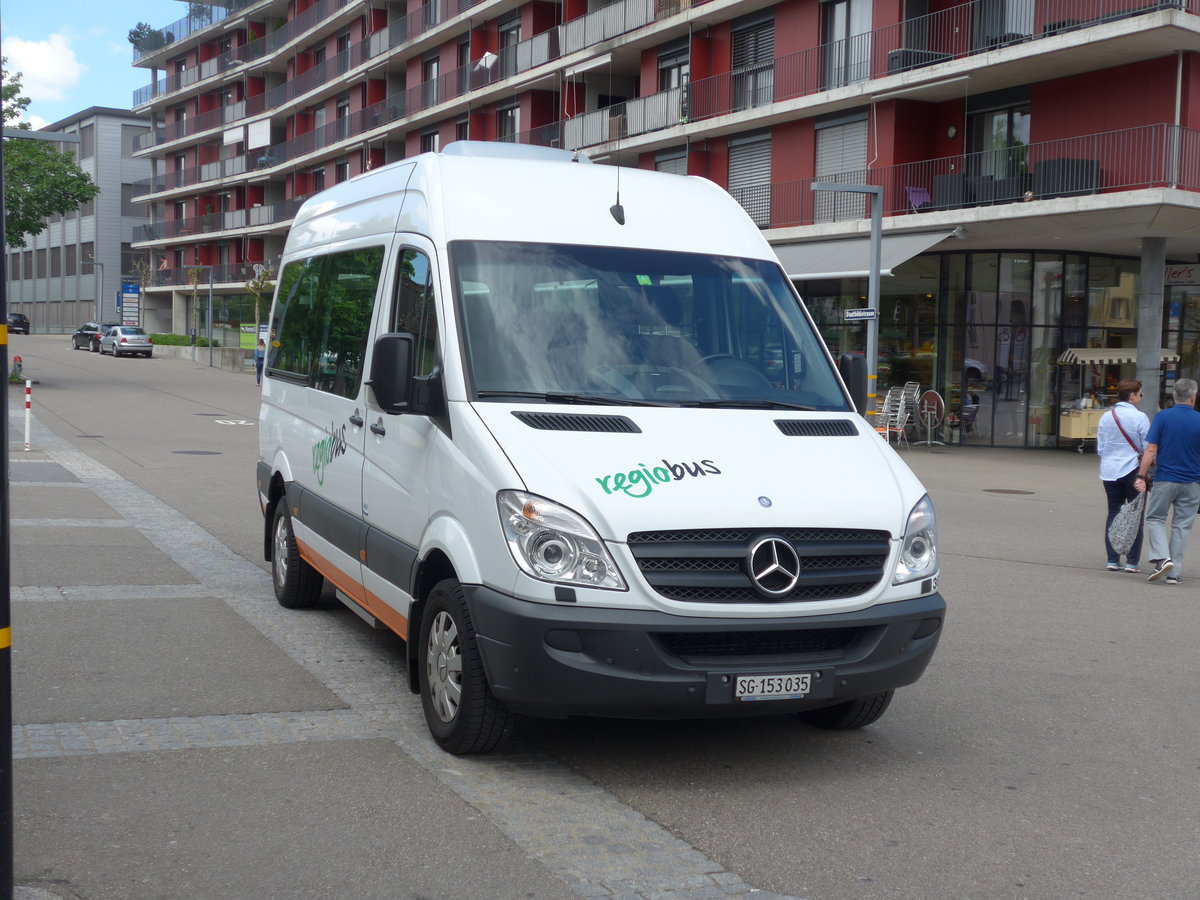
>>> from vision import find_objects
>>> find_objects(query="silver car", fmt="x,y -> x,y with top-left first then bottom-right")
100,326 -> 153,358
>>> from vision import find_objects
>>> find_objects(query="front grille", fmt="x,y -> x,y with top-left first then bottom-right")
627,527 -> 890,603
655,627 -> 863,665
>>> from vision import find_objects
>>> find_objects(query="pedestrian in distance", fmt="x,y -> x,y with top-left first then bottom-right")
1097,379 -> 1150,572
1134,378 -> 1200,584
255,337 -> 266,385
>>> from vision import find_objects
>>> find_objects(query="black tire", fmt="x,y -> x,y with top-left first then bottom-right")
90,340 -> 100,353
270,501 -> 323,609
419,579 -> 513,755
799,690 -> 894,730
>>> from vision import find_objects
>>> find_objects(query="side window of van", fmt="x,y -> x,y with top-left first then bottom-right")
270,247 -> 385,398
391,249 -> 439,377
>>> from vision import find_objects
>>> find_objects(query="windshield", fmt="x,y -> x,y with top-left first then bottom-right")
451,242 -> 850,410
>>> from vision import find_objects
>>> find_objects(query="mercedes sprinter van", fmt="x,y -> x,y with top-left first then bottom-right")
257,142 -> 944,754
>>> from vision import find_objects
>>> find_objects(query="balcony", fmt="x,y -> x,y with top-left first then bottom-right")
723,123 -> 1200,231
133,197 -> 307,246
563,0 -> 1197,151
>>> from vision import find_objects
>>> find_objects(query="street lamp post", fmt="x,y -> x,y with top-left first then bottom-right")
85,259 -> 105,323
810,182 -> 883,420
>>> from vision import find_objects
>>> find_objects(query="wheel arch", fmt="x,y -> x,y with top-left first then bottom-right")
405,548 -> 459,693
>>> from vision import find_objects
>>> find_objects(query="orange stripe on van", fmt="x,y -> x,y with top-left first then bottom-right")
294,537 -> 408,641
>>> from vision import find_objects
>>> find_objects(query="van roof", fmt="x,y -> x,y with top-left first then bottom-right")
284,142 -> 777,263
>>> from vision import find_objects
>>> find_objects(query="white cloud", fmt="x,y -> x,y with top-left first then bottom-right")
3,34 -> 88,104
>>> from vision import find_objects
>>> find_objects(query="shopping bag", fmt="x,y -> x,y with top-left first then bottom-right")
1108,491 -> 1146,555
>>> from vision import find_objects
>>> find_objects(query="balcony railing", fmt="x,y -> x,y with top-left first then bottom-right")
567,0 -> 1195,150
145,258 -> 282,289
133,196 -> 307,244
725,123 -> 1200,231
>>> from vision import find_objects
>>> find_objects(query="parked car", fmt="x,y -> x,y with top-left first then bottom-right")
100,326 -> 153,358
6,313 -> 30,334
72,321 -> 119,352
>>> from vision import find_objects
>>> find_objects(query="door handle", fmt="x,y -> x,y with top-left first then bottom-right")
370,421 -> 386,436
349,414 -> 364,428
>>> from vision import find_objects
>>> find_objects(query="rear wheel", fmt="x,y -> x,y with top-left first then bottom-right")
271,501 -> 323,609
420,579 -> 513,755
799,690 -> 894,730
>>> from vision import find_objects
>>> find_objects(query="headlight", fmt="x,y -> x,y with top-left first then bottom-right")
499,491 -> 627,590
893,494 -> 938,585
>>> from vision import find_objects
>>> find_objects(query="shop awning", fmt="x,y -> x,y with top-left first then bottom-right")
774,230 -> 960,280
1057,347 -> 1180,366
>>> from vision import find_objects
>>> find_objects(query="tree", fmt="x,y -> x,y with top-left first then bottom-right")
2,60 -> 101,248
245,263 -> 275,344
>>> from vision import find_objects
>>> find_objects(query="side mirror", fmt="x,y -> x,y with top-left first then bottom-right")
368,333 -> 414,413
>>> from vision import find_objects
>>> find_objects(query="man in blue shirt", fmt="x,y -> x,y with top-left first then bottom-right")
1135,378 -> 1200,583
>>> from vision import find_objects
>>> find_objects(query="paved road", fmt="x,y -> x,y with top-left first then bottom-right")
7,333 -> 1200,899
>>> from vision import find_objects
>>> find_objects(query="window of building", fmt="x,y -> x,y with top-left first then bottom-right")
312,167 -> 326,193
337,28 -> 351,54
456,116 -> 470,142
422,55 -> 440,107
80,197 -> 95,219
968,100 -> 1032,201
312,42 -> 326,67
497,104 -> 520,142
658,41 -> 690,92
121,184 -> 142,217
421,130 -> 440,153
822,0 -> 872,88
121,244 -> 136,278
173,56 -> 187,76
813,114 -> 868,221
731,17 -> 774,110
499,15 -> 521,77
728,132 -> 772,227
312,102 -> 327,134
974,0 -> 1034,48
22,251 -> 32,280
122,125 -> 146,156
656,148 -> 688,175
336,94 -> 350,139
50,247 -> 61,278
269,246 -> 386,396
391,249 -> 439,377
65,245 -> 76,277
79,124 -> 95,159
335,159 -> 350,183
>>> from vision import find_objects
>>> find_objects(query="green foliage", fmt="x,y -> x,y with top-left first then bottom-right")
127,23 -> 165,51
151,333 -> 219,347
2,60 -> 101,249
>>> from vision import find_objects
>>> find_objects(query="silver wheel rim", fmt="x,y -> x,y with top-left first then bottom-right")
426,610 -> 463,723
273,513 -> 290,589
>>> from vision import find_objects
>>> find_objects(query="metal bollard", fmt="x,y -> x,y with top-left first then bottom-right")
24,380 -> 31,452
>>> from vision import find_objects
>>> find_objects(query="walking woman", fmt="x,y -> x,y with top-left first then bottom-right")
1097,379 -> 1150,571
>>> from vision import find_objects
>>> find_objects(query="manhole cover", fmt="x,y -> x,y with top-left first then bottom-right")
173,450 -> 222,456
984,489 -> 1034,495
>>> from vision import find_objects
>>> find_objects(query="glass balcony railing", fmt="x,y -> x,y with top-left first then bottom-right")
724,123 -> 1200,230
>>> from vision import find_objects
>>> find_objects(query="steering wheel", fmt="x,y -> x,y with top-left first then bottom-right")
701,354 -> 773,391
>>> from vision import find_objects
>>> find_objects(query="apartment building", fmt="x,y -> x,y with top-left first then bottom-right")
129,0 -> 1200,447
7,107 -> 152,333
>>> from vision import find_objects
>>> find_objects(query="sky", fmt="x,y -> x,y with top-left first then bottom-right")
2,0 -> 186,128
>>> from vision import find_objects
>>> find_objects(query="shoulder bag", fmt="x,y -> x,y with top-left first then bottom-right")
1110,407 -> 1151,487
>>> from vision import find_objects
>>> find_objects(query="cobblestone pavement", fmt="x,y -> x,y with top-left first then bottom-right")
11,410 -> 798,900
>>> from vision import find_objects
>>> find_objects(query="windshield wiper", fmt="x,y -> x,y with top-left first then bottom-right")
475,390 -> 670,407
680,398 -> 818,411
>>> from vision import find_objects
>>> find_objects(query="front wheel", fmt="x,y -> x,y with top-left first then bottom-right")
799,690 -> 894,730
419,579 -> 513,755
271,501 -> 323,609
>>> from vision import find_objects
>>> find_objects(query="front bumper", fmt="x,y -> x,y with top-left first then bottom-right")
464,586 -> 945,719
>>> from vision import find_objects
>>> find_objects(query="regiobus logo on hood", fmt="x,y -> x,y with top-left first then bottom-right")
312,422 -> 348,485
595,457 -> 722,499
